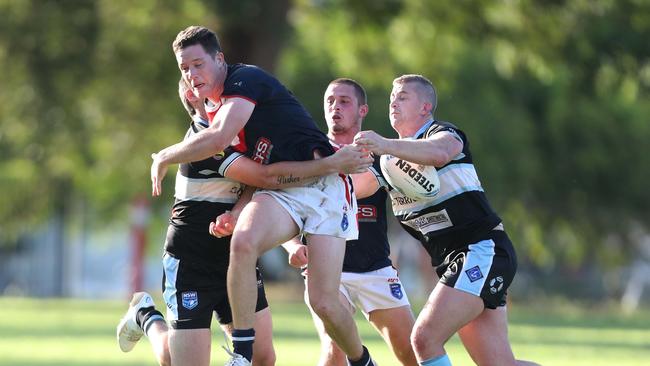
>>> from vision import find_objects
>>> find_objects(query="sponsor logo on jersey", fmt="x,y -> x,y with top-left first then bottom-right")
357,205 -> 377,222
181,291 -> 198,310
403,209 -> 453,234
465,266 -> 484,282
392,195 -> 418,206
389,283 -> 403,299
394,159 -> 437,193
252,137 -> 273,164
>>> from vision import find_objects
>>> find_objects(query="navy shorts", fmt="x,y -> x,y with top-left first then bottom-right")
162,252 -> 269,329
436,229 -> 517,309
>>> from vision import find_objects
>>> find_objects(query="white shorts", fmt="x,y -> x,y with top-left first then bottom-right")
256,173 -> 358,240
338,266 -> 411,318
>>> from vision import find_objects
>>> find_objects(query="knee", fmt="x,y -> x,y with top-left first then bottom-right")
230,230 -> 259,260
308,295 -> 337,323
411,324 -> 435,357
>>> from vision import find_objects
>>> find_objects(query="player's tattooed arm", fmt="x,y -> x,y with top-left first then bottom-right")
225,144 -> 372,189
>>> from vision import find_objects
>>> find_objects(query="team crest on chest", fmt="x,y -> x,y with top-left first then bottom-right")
182,291 -> 198,310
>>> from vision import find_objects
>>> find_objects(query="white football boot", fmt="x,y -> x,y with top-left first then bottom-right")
116,292 -> 155,352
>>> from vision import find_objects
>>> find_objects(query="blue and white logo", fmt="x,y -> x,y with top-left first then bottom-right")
182,291 -> 198,310
465,266 -> 483,283
389,283 -> 403,299
341,212 -> 349,231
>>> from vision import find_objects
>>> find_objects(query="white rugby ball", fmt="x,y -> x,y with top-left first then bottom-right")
379,154 -> 440,199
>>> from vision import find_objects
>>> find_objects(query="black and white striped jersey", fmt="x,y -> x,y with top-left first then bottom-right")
168,118 -> 244,233
390,120 -> 501,265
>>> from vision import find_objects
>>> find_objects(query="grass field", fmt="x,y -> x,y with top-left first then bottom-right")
1,291 -> 649,366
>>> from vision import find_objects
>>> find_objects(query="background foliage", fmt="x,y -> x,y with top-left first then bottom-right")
1,0 -> 649,300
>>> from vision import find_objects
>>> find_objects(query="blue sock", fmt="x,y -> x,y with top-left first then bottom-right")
420,354 -> 452,366
232,328 -> 255,362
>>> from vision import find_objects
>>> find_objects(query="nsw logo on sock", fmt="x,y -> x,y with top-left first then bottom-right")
181,291 -> 198,310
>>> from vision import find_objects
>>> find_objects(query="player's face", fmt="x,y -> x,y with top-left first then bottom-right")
389,82 -> 425,129
324,83 -> 365,136
176,44 -> 225,100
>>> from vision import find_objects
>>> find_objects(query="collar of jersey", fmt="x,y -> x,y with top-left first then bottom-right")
411,119 -> 435,139
192,114 -> 210,128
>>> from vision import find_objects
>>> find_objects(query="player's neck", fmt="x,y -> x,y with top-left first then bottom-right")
328,130 -> 357,146
398,116 -> 433,138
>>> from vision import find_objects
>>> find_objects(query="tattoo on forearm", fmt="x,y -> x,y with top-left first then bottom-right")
276,174 -> 300,185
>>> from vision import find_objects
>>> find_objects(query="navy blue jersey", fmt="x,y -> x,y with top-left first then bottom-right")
165,118 -> 244,266
343,157 -> 393,273
389,120 -> 501,266
206,64 -> 334,164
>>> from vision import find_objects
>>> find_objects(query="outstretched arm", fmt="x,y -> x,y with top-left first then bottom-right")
225,144 -> 373,189
151,97 -> 254,196
354,130 -> 463,167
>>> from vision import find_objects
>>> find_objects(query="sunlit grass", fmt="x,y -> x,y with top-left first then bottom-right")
1,294 -> 649,365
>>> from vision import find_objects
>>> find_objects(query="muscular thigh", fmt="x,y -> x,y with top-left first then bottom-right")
233,193 -> 300,254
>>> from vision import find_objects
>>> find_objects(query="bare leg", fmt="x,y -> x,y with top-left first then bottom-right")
411,284 -> 483,362
145,320 -> 171,366
369,305 -> 417,365
168,328 -> 211,366
228,194 -> 299,330
306,234 -> 364,361
305,290 -> 351,366
458,306 -> 537,366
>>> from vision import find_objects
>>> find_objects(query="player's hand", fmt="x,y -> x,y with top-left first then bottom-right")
151,153 -> 168,197
354,130 -> 388,155
287,244 -> 308,269
333,144 -> 373,174
209,211 -> 236,238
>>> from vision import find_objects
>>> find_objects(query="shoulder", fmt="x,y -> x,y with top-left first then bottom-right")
226,64 -> 272,83
425,120 -> 466,143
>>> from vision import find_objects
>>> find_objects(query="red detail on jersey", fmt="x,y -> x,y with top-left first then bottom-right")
357,205 -> 377,220
222,94 -> 257,105
232,129 -> 247,153
252,137 -> 273,164
339,174 -> 352,206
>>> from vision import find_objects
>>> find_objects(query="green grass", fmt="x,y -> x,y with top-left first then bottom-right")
1,294 -> 649,365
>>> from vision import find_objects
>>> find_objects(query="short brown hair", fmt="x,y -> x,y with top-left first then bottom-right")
393,74 -> 437,114
172,26 -> 222,56
329,78 -> 367,105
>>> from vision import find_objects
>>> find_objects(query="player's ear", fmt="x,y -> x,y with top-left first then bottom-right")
185,89 -> 198,103
358,104 -> 369,118
422,102 -> 433,116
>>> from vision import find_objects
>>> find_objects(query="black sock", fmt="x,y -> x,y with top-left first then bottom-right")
232,328 -> 255,362
136,307 -> 164,336
348,345 -> 373,366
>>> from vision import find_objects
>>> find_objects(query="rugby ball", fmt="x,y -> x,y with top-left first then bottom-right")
379,154 -> 440,199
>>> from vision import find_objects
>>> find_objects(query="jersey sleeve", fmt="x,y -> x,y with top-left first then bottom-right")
221,66 -> 268,104
425,122 -> 464,144
369,156 -> 390,190
218,146 -> 246,177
